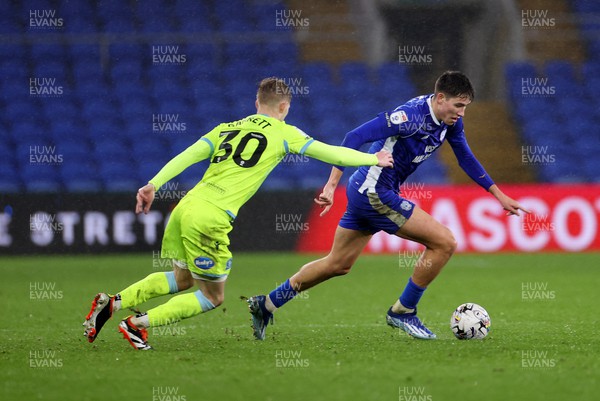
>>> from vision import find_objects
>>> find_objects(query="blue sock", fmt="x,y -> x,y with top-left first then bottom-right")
399,277 -> 426,310
268,279 -> 298,309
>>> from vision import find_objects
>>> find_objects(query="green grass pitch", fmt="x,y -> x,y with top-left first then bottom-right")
1,252 -> 598,401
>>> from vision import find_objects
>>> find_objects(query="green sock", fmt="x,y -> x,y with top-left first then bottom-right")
147,291 -> 215,327
118,272 -> 178,310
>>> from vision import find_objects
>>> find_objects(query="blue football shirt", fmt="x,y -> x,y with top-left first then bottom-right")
339,94 -> 494,194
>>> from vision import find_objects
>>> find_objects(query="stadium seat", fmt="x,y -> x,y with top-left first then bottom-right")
99,161 -> 139,191
4,100 -> 38,123
174,0 -> 211,21
377,62 -> 411,83
25,179 -> 62,192
136,0 -> 176,32
0,177 -> 21,193
0,161 -> 16,181
3,0 -> 509,194
19,162 -> 60,185
301,62 -> 334,83
505,61 -> 537,81
10,121 -> 47,144
0,3 -> 21,34
544,60 -> 577,81
339,61 -> 370,84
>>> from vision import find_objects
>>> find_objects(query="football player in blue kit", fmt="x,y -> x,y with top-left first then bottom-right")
248,71 -> 530,340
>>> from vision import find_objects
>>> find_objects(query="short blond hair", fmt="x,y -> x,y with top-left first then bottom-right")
257,77 -> 292,107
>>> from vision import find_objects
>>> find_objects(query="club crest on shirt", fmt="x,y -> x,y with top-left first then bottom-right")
390,110 -> 408,125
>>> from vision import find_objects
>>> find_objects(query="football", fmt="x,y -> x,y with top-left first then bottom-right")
450,303 -> 491,339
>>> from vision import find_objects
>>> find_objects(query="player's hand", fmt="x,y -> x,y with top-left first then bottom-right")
489,185 -> 530,216
314,184 -> 335,217
375,150 -> 393,168
500,196 -> 531,216
135,183 -> 156,214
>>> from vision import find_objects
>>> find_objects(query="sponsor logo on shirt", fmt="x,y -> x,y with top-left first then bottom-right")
411,145 -> 440,163
390,110 -> 409,125
194,257 -> 215,270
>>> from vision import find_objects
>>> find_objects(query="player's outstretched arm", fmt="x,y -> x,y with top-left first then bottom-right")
135,136 -> 214,214
488,185 -> 531,216
303,140 -> 393,168
135,183 -> 156,214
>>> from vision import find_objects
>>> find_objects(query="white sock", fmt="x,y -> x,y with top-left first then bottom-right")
265,295 -> 277,313
391,300 -> 414,314
112,294 -> 121,313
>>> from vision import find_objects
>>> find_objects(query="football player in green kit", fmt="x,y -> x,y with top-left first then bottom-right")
82,77 -> 393,350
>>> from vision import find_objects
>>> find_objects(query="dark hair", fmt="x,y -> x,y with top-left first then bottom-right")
434,71 -> 475,100
257,77 -> 292,106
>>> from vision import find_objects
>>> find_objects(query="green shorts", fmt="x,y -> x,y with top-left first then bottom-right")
161,195 -> 234,282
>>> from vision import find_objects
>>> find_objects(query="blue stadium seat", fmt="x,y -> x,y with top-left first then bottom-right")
136,0 -> 175,32
33,61 -> 69,82
49,120 -> 84,142
0,161 -> 16,180
30,44 -> 67,60
103,14 -> 136,32
88,119 -> 124,140
55,152 -> 97,191
194,94 -> 231,124
64,179 -> 102,192
120,97 -> 155,120
20,162 -> 60,184
254,2 -> 288,31
11,121 -> 47,144
99,161 -> 139,191
505,61 -> 537,80
186,44 -> 217,65
0,177 -> 21,193
0,44 -> 27,62
544,60 -> 577,81
133,137 -> 170,161
4,100 -> 37,123
93,138 -> 132,161
1,60 -> 27,85
574,0 -> 600,12
179,14 -> 213,32
156,98 -> 192,116
583,158 -> 600,181
214,0 -> 252,31
43,101 -> 79,122
110,60 -> 144,83
581,60 -> 600,81
174,0 -> 211,20
223,43 -> 265,67
301,62 -> 334,84
0,3 -> 20,34
71,56 -> 104,82
81,99 -> 117,121
339,61 -> 370,83
25,179 -> 62,192
263,42 -> 298,63
377,62 -> 411,83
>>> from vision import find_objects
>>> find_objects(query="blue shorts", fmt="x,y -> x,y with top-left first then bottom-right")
339,184 -> 415,235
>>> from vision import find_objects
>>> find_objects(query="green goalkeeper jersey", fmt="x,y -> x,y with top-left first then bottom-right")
149,114 -> 378,217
